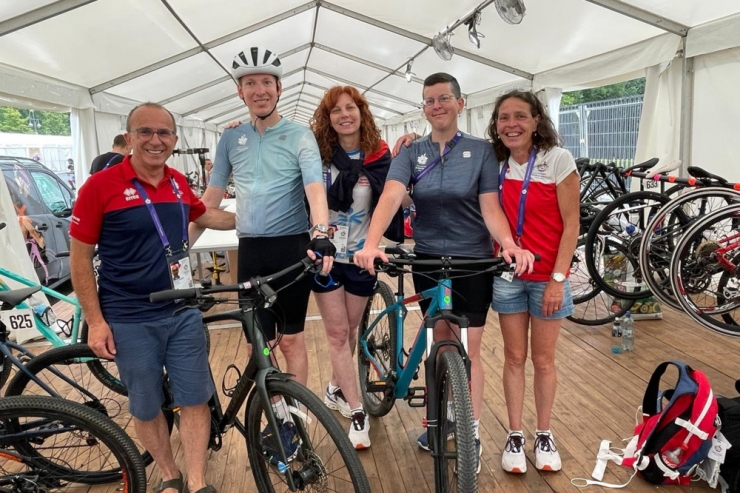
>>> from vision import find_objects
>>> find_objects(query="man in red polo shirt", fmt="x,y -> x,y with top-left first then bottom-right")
70,102 -> 234,493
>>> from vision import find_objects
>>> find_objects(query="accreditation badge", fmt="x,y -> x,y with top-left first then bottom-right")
167,251 -> 194,290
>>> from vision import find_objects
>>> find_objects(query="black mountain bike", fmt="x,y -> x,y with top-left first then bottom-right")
149,257 -> 371,492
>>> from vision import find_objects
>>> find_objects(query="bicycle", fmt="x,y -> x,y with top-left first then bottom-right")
0,288 -> 147,491
670,202 -> 740,337
148,256 -> 371,492
355,244 -> 519,493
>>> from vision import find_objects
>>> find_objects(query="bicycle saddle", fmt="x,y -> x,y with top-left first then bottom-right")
623,158 -> 660,173
688,166 -> 728,184
0,286 -> 41,308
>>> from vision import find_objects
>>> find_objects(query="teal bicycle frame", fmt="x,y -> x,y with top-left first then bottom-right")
0,266 -> 82,346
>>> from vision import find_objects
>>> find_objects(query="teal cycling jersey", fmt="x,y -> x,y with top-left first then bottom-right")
211,118 -> 323,237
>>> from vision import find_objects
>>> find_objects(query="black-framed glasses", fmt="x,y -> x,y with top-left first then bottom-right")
421,94 -> 457,107
133,127 -> 176,140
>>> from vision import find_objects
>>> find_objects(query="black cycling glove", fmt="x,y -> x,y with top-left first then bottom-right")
306,236 -> 337,258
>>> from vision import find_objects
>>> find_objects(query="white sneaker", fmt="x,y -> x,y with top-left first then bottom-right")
348,410 -> 371,450
501,431 -> 527,474
534,431 -> 561,471
324,385 -> 352,418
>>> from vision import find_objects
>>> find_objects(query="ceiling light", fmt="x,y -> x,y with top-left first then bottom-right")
465,12 -> 485,49
405,60 -> 413,83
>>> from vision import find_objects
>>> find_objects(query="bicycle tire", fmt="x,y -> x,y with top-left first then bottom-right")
434,351 -> 476,493
638,187 -> 740,310
3,344 -> 169,468
585,191 -> 670,299
245,378 -> 371,492
670,204 -> 740,337
357,280 -> 397,417
0,395 -> 147,490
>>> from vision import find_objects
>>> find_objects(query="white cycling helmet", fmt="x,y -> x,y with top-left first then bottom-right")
231,47 -> 283,80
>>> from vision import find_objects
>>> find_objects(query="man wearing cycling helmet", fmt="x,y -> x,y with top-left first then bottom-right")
193,47 -> 335,389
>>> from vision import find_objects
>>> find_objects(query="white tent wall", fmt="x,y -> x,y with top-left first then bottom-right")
692,46 -> 740,181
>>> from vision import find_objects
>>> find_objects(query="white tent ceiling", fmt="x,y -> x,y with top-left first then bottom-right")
0,0 -> 739,178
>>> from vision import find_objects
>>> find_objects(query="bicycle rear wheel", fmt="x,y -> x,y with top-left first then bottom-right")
434,351 -> 476,493
245,378 -> 371,492
3,344 -> 170,468
358,280 -> 397,417
0,395 -> 147,490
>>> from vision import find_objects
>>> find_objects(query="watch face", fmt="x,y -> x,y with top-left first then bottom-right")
552,273 -> 566,282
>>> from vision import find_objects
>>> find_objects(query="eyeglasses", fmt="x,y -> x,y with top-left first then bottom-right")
421,94 -> 457,107
133,127 -> 176,140
496,113 -> 534,123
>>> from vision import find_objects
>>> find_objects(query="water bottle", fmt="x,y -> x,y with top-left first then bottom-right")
611,317 -> 622,354
621,311 -> 634,351
28,296 -> 57,327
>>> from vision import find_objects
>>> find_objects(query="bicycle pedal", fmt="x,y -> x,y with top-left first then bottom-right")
404,386 -> 427,408
365,380 -> 391,393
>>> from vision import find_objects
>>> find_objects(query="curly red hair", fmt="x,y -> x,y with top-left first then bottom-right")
310,86 -> 381,162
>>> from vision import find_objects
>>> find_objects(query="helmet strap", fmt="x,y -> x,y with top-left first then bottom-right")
256,90 -> 280,121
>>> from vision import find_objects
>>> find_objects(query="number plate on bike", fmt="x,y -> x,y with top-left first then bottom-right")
1,309 -> 38,332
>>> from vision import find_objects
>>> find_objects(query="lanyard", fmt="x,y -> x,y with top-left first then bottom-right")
131,177 -> 188,256
498,147 -> 538,245
411,132 -> 463,185
103,153 -> 121,170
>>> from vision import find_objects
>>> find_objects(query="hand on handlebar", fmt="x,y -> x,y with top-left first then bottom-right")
500,246 -> 536,276
352,246 -> 388,276
306,236 -> 335,275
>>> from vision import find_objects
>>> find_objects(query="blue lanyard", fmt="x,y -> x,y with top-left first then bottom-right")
131,177 -> 188,256
103,153 -> 121,170
498,147 -> 538,245
411,132 -> 463,185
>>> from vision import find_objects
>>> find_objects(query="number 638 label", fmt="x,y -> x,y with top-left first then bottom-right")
0,309 -> 38,331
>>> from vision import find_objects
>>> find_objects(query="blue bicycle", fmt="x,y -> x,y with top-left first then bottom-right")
355,244 -> 515,493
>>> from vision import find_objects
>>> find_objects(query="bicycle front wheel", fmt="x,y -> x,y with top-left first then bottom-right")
245,378 -> 371,493
358,280 -> 397,417
3,344 -> 168,469
434,351 -> 476,493
0,395 -> 147,490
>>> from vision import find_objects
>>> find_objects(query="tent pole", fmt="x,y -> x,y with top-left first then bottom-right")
679,39 -> 694,174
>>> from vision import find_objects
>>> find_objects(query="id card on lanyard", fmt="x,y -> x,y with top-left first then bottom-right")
498,147 -> 538,247
324,165 -> 352,257
131,177 -> 194,290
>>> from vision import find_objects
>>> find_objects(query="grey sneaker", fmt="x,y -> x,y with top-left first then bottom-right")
324,386 -> 352,418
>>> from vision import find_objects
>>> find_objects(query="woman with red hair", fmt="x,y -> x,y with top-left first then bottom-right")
310,86 -> 403,450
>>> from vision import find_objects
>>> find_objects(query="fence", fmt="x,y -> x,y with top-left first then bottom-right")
559,95 -> 643,167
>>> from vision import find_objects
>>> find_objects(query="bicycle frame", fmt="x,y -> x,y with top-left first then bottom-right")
359,275 -> 470,402
0,266 -> 82,345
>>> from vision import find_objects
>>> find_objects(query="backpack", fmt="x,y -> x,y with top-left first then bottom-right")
718,379 -> 740,493
584,361 -> 718,488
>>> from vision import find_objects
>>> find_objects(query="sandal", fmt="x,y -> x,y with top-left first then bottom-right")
191,486 -> 217,493
154,471 -> 188,493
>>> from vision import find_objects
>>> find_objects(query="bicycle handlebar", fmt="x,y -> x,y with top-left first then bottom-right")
149,256 -> 319,303
348,248 -> 540,273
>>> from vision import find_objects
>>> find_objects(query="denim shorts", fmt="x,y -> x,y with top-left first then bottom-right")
311,261 -> 377,297
109,308 -> 214,421
491,277 -> 574,319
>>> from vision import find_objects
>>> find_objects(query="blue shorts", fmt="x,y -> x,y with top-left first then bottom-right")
311,261 -> 377,297
491,277 -> 574,319
109,308 -> 214,421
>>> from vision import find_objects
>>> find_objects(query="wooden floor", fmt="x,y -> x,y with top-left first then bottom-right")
33,269 -> 740,493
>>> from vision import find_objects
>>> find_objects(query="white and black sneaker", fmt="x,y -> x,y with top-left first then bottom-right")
534,431 -> 561,471
501,431 -> 527,473
348,410 -> 371,450
324,385 -> 352,418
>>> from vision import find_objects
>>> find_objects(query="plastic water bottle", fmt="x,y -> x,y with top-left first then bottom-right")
28,296 -> 57,327
611,317 -> 622,354
621,311 -> 634,352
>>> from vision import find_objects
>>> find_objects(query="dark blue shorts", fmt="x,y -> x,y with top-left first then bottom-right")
109,308 -> 214,421
311,261 -> 377,297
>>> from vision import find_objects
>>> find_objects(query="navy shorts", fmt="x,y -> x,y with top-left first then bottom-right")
491,277 -> 574,319
109,308 -> 214,421
311,261 -> 377,297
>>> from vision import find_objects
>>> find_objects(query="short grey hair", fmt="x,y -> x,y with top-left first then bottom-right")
126,102 -> 177,133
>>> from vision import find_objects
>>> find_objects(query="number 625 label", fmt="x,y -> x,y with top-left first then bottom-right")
0,309 -> 38,331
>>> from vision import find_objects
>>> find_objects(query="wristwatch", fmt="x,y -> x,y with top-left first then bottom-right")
551,272 -> 566,283
311,223 -> 329,236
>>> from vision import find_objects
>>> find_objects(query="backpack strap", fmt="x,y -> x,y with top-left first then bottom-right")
642,361 -> 695,416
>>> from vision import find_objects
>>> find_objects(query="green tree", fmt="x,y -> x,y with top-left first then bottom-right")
561,78 -> 646,106
17,109 -> 71,136
0,107 -> 33,133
